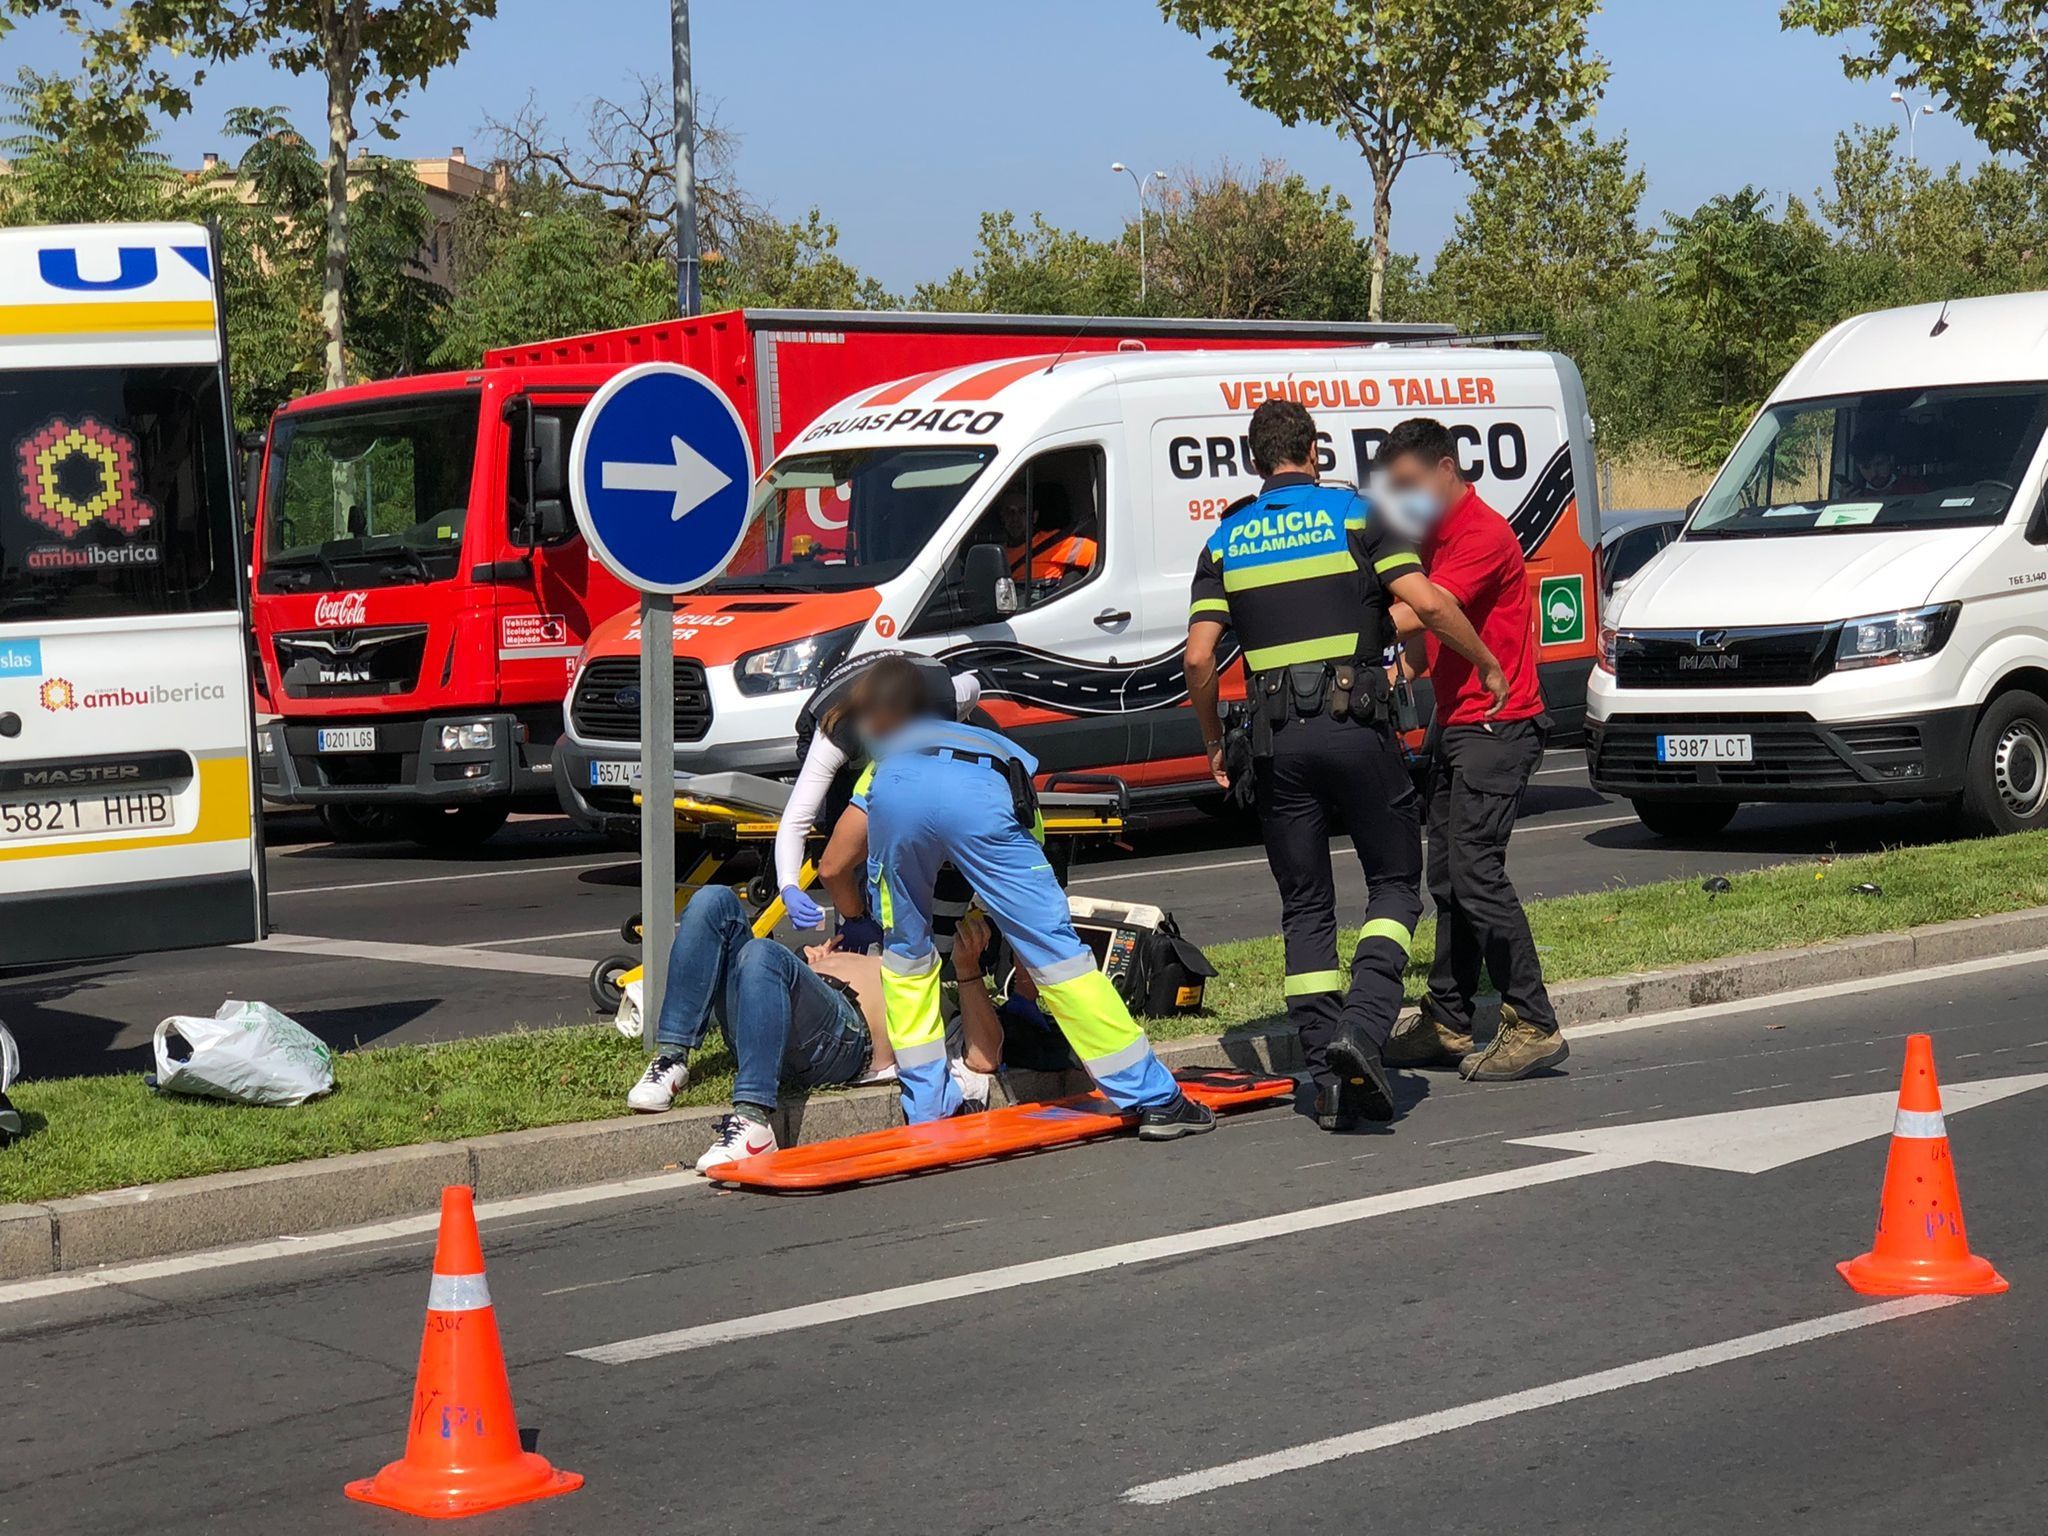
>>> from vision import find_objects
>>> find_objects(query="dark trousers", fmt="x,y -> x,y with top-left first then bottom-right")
1425,717 -> 1556,1033
1254,712 -> 1424,1085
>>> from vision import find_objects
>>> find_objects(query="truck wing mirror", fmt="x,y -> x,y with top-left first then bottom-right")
961,543 -> 1018,627
531,413 -> 568,503
533,496 -> 573,543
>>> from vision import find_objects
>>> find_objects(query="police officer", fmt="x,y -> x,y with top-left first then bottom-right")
1183,400 -> 1508,1129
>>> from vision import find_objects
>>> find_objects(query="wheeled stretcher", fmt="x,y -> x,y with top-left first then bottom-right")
588,769 -> 1129,1015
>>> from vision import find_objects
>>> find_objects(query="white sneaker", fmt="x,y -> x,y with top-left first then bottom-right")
695,1111 -> 778,1172
627,1053 -> 688,1113
948,1058 -> 992,1114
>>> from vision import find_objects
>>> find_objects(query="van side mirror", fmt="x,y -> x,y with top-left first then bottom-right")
961,543 -> 1018,626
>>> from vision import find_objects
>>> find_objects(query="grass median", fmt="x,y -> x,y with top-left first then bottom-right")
8,828 -> 2048,1204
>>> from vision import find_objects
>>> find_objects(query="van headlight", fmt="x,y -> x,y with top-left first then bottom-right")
1596,621 -> 1618,674
734,623 -> 862,697
1834,604 -> 1959,672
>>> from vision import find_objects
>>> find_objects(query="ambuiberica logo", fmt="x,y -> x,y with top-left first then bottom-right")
38,677 -> 227,713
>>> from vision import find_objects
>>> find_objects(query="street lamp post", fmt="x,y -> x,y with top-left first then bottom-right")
1889,89 -> 1935,163
1111,162 -> 1168,302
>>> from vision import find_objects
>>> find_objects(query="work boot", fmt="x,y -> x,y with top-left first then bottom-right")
1323,1026 -> 1395,1125
1137,1093 -> 1216,1141
1380,998 -> 1474,1070
1460,1007 -> 1569,1082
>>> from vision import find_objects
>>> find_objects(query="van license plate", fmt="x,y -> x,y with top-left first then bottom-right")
316,728 -> 378,753
590,761 -> 642,787
0,788 -> 173,840
1656,733 -> 1752,764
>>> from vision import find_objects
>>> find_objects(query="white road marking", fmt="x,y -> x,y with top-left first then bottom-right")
465,927 -> 619,949
238,933 -> 594,977
1072,814 -> 1637,888
1731,1082 -> 1791,1096
0,1173 -> 703,1310
272,857 -> 631,898
1121,1296 -> 1962,1504
1566,946 -> 2048,1041
571,1072 -> 2048,1366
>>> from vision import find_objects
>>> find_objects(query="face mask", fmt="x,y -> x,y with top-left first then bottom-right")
1382,485 -> 1447,540
856,727 -> 884,760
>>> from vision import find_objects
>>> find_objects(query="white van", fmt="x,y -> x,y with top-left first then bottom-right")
1589,293 -> 2048,838
559,344 -> 1600,826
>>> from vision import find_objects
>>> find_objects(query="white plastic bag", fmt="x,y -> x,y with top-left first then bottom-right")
152,1000 -> 334,1107
613,977 -> 643,1040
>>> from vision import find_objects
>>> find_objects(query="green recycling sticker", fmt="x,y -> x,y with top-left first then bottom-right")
1539,575 -> 1585,646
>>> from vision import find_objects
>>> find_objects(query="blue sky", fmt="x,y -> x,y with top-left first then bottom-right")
3,0 -> 1983,291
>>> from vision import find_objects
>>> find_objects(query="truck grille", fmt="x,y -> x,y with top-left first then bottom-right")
570,658 -> 713,743
1593,713 -> 1880,791
1614,625 -> 1836,689
273,625 -> 429,699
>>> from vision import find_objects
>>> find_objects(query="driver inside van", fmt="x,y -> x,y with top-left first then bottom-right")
986,480 -> 1097,590
1848,431 -> 1927,498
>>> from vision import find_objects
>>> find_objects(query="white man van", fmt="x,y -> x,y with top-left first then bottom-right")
0,223 -> 263,964
1589,293 -> 2048,839
559,344 -> 1600,828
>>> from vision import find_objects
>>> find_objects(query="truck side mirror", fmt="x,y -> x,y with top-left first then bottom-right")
531,413 -> 568,503
533,496 -> 573,543
238,429 -> 265,528
961,543 -> 1018,626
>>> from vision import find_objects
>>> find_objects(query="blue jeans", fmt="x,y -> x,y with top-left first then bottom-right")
654,886 -> 870,1110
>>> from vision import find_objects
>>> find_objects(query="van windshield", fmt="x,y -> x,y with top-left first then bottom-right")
707,445 -> 997,593
259,395 -> 480,591
1687,384 -> 2048,539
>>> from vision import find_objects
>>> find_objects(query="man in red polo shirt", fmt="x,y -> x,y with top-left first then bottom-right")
1376,417 -> 1567,1082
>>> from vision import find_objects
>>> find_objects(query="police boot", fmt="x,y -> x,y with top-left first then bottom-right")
1381,996 -> 1474,1071
1323,1025 -> 1395,1127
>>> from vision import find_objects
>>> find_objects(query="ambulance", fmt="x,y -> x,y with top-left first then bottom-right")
558,344 -> 1600,829
0,223 -> 263,964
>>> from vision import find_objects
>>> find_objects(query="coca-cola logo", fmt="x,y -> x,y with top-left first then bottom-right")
313,592 -> 368,627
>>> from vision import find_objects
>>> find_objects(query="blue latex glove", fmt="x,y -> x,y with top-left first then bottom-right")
836,914 -> 885,954
781,884 -> 825,930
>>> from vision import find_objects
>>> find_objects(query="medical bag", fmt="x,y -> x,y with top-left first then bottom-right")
1065,896 -> 1216,1016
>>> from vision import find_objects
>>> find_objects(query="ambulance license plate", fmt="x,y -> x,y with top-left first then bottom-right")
0,787 -> 173,841
1656,733 -> 1752,764
589,761 -> 642,787
317,728 -> 378,753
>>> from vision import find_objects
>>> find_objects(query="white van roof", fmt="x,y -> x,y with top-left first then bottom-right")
0,221 -> 220,370
789,344 -> 1568,457
1777,294 -> 2048,400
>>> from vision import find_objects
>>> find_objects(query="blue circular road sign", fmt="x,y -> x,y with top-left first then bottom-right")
568,362 -> 757,594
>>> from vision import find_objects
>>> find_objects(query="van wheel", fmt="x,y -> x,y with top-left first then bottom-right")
318,803 -> 404,844
1631,798 -> 1738,840
1959,692 -> 2048,834
401,803 -> 510,851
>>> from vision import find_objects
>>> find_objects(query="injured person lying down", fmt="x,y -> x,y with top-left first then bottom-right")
627,884 -> 1003,1172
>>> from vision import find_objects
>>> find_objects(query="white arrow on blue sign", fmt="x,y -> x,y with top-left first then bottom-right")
568,362 -> 757,594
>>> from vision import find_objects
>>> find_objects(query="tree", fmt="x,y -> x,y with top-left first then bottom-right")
1784,0 -> 2048,169
1145,161 -> 1376,320
1160,0 -> 1606,319
912,211 -> 1137,315
11,0 -> 498,389
1427,128 -> 1652,336
0,68 -> 193,225
704,208 -> 897,312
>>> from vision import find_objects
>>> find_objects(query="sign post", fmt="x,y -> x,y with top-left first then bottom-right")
568,363 -> 755,1051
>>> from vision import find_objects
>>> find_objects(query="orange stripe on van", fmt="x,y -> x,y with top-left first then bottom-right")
933,355 -> 1059,402
861,366 -> 957,406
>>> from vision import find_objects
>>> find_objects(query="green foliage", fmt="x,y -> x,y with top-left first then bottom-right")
1161,0 -> 1606,317
0,68 -> 197,224
913,210 -> 1139,315
1784,0 -> 2048,168
705,208 -> 899,312
1146,162 -> 1376,319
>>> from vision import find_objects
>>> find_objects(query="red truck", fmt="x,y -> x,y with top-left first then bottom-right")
249,309 -> 1461,847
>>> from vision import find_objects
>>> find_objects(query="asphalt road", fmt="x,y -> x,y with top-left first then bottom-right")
4,954 -> 2045,1534
2,750 -> 1964,1078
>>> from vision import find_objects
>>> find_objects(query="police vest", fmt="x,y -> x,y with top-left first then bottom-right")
1186,480 -> 1420,674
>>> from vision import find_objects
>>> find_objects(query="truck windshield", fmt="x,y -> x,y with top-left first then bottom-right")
707,445 -> 997,592
0,364 -> 238,622
1688,383 -> 2048,539
260,395 -> 480,591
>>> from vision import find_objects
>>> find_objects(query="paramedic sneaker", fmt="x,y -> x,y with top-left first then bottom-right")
1459,1007 -> 1570,1082
694,1111 -> 778,1173
949,1058 -> 992,1115
1137,1093 -> 1215,1141
1380,998 -> 1473,1070
627,1053 -> 688,1112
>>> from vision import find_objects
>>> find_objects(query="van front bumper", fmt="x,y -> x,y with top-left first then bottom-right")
555,738 -> 798,833
1587,706 -> 1973,802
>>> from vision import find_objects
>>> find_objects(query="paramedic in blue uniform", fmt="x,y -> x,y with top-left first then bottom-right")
837,656 -> 1212,1137
1182,399 -> 1508,1130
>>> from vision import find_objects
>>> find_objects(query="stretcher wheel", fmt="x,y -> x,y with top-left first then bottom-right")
619,912 -> 643,945
590,952 -> 636,1015
746,873 -> 777,908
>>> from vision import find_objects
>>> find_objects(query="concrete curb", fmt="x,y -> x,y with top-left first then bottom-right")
8,905 -> 2046,1280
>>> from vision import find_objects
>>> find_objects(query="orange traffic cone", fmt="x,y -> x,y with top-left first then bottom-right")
1838,1034 -> 2008,1296
346,1186 -> 584,1518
